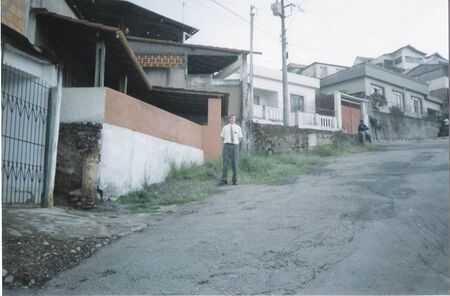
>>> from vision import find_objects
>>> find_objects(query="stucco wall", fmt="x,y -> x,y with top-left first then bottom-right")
365,77 -> 426,115
60,88 -> 106,123
253,67 -> 319,114
201,99 -> 223,161
321,78 -> 366,96
423,99 -> 442,114
254,88 -> 278,108
370,111 -> 439,141
98,124 -> 203,198
57,87 -> 223,201
2,47 -> 58,86
104,88 -> 203,150
206,84 -> 242,117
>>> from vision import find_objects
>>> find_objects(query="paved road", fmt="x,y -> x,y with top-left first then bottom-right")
36,139 -> 449,295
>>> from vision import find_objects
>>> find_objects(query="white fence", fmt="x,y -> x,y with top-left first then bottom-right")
296,111 -> 337,131
253,105 -> 284,122
253,105 -> 338,131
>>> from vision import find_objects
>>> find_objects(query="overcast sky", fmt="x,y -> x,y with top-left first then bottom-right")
130,0 -> 448,69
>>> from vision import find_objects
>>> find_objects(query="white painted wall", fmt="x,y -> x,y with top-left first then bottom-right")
2,45 -> 58,86
428,76 -> 449,90
98,124 -> 204,198
253,88 -> 278,108
365,78 -> 426,114
423,99 -> 442,114
322,78 -> 366,96
252,66 -> 319,114
399,47 -> 425,71
60,88 -> 106,123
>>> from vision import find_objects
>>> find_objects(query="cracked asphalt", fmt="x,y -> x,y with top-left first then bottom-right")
32,138 -> 449,295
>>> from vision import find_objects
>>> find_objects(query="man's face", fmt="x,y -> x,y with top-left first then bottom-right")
229,116 -> 236,124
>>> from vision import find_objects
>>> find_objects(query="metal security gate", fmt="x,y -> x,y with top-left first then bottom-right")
2,64 -> 50,206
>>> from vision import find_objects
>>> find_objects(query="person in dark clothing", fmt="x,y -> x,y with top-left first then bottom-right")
358,120 -> 372,143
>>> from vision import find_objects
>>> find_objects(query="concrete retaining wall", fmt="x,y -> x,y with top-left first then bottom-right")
370,111 -> 440,141
99,124 -> 203,198
252,123 -> 357,154
57,87 -> 222,203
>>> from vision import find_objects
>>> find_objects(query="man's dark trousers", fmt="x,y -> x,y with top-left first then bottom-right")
222,143 -> 239,182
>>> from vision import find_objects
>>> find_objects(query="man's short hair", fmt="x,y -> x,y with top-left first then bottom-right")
228,114 -> 236,119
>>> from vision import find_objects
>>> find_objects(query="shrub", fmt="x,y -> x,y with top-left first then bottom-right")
368,93 -> 388,110
389,105 -> 404,116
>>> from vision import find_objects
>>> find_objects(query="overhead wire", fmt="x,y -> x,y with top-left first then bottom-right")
208,0 -> 281,41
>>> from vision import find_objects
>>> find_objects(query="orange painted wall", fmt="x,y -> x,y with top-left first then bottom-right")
201,99 -> 222,161
104,88 -> 222,160
105,88 -> 202,150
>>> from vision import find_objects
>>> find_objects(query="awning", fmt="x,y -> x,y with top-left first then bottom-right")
146,86 -> 229,124
35,10 -> 151,94
1,24 -> 58,63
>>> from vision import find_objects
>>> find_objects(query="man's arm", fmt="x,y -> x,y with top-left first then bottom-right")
220,126 -> 225,139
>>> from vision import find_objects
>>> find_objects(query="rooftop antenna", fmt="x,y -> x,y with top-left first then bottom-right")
182,2 -> 185,24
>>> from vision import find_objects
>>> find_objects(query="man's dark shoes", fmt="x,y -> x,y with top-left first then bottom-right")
232,180 -> 238,185
219,180 -> 228,185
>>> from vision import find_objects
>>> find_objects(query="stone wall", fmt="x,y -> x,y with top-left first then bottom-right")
369,111 -> 440,141
54,123 -> 102,206
251,123 -> 357,154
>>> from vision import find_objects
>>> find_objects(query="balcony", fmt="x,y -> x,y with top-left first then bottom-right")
253,105 -> 338,131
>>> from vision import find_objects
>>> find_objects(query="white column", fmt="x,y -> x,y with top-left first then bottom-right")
334,91 -> 342,130
361,101 -> 369,126
42,66 -> 63,207
95,40 -> 106,87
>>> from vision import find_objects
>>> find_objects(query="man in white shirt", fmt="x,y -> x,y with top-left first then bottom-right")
220,115 -> 243,185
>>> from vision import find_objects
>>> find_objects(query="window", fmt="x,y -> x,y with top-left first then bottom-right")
405,56 -> 423,64
319,66 -> 328,78
394,56 -> 403,65
392,91 -> 404,110
371,84 -> 384,95
384,59 -> 393,66
253,95 -> 260,105
290,94 -> 304,112
412,96 -> 421,114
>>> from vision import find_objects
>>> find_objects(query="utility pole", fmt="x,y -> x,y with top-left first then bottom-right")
248,5 -> 255,149
250,5 -> 255,104
272,0 -> 294,126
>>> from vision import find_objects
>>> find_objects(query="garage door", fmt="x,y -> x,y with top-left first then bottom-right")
341,101 -> 361,134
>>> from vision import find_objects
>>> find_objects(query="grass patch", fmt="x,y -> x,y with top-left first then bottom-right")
119,143 -> 376,212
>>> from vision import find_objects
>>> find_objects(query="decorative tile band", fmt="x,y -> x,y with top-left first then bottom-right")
136,54 -> 184,69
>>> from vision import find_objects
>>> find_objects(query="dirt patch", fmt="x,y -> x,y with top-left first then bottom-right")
2,206 -> 149,290
2,233 -> 120,289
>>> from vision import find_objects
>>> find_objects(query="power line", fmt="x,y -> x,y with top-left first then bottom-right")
209,0 -> 249,23
208,0 -> 280,41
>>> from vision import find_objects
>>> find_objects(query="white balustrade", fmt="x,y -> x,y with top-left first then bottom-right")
296,111 -> 338,131
253,105 -> 264,118
253,105 -> 338,131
